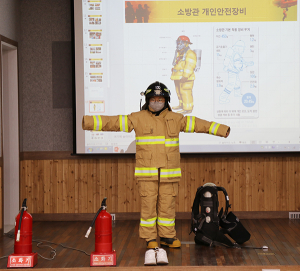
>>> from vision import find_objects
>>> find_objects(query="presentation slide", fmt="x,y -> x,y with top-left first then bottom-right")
74,0 -> 300,154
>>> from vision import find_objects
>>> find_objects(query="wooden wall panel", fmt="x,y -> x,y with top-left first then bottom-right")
0,166 -> 2,232
19,156 -> 300,214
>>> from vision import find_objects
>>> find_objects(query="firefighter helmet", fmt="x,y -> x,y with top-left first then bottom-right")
142,81 -> 171,102
177,35 -> 192,44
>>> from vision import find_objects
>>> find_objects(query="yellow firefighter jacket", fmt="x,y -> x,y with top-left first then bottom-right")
82,109 -> 230,183
171,49 -> 197,81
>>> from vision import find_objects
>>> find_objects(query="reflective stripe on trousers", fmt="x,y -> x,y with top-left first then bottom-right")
135,168 -> 181,178
160,168 -> 181,178
157,217 -> 175,226
140,217 -> 157,227
135,167 -> 158,177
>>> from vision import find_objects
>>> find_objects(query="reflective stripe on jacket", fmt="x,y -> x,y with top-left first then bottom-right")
82,109 -> 230,182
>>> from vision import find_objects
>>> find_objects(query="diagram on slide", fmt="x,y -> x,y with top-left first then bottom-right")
214,26 -> 259,119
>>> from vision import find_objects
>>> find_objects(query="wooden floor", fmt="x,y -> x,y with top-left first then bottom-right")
0,219 -> 299,270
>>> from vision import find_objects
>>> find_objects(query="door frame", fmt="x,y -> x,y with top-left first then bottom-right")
0,35 -> 19,235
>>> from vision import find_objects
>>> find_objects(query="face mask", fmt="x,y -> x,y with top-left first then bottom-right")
176,40 -> 186,51
149,101 -> 165,112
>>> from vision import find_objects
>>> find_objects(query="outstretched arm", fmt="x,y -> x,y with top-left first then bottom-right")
82,115 -> 134,132
180,116 -> 230,138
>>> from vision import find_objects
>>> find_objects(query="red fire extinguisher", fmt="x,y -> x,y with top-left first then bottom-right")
14,199 -> 32,254
85,197 -> 116,266
7,199 -> 38,268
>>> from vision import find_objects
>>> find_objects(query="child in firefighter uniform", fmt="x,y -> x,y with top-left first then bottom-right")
82,81 -> 230,249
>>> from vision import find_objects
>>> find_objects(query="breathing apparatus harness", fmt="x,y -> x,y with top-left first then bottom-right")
191,183 -> 268,250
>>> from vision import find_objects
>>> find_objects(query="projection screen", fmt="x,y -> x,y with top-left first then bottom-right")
74,0 -> 300,154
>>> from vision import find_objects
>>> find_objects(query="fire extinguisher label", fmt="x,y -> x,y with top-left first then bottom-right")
9,256 -> 31,267
92,254 -> 114,265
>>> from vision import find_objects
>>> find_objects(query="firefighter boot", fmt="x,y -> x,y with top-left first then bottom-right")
160,237 -> 181,248
234,87 -> 242,97
147,239 -> 158,249
219,89 -> 231,104
172,104 -> 183,110
177,109 -> 192,114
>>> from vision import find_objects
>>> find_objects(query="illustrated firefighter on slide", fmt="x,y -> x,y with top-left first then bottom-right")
171,35 -> 201,114
219,40 -> 254,104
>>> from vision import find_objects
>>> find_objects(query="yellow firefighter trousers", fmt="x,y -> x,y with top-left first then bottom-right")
174,80 -> 194,110
138,180 -> 178,242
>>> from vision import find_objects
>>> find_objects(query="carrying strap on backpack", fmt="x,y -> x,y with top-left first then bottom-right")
191,185 -> 231,225
216,186 -> 231,217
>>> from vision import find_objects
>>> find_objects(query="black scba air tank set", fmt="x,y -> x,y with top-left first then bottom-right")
190,183 -> 267,250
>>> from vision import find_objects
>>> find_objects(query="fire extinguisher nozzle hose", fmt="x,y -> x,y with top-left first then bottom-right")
16,198 -> 28,242
16,230 -> 21,242
85,227 -> 92,238
84,197 -> 107,237
84,206 -> 103,237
